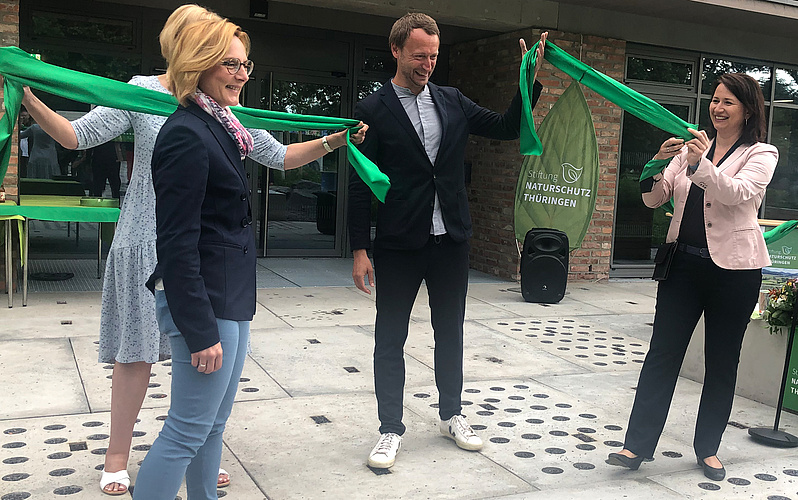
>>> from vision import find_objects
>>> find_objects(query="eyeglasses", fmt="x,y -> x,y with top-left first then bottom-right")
220,58 -> 254,76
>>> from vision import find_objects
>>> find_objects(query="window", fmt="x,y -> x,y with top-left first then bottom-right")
30,11 -> 136,48
701,58 -> 772,97
627,56 -> 693,86
362,49 -> 394,74
775,68 -> 798,105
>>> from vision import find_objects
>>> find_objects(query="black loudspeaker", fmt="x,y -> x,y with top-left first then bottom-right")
520,228 -> 569,303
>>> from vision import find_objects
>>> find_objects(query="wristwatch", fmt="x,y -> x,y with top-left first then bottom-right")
321,136 -> 334,153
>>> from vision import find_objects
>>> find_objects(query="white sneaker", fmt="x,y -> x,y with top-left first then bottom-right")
440,415 -> 483,451
368,432 -> 402,468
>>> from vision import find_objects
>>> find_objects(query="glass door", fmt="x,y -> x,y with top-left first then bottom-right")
612,99 -> 693,273
254,72 -> 349,257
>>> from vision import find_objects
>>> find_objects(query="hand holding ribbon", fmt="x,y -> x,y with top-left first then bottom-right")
0,47 -> 390,201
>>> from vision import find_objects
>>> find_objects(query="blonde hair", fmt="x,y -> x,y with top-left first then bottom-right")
166,18 -> 251,106
159,4 -> 222,64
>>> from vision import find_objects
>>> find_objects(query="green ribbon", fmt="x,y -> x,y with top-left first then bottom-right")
764,220 -> 798,245
520,40 -> 697,182
0,46 -> 390,201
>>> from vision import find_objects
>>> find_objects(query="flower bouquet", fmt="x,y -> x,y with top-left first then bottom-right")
763,278 -> 798,335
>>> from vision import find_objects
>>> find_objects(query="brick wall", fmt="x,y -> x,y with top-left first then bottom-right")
0,0 -> 19,201
449,29 -> 625,281
0,0 -> 19,294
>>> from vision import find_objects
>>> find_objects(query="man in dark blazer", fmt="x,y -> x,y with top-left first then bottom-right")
348,12 -> 546,469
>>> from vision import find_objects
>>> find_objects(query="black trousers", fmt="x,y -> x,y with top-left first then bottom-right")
372,234 -> 470,435
623,250 -> 761,459
91,161 -> 121,198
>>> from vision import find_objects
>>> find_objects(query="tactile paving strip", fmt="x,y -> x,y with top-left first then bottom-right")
408,379 -> 690,488
480,318 -> 649,371
651,458 -> 798,499
0,408 -> 243,499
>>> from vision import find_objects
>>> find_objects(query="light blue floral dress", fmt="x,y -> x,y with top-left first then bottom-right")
72,75 -> 287,363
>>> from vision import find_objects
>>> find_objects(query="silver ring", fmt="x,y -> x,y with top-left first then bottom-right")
199,364 -> 206,368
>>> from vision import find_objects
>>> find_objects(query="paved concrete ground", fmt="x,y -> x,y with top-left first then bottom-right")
2,272 -> 798,499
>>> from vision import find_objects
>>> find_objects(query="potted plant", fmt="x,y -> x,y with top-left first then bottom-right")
763,278 -> 798,335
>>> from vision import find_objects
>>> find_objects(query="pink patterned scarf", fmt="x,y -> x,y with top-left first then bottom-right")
192,89 -> 254,159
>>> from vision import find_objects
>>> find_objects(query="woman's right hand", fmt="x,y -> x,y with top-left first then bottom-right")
191,342 -> 223,374
21,86 -> 36,107
653,137 -> 685,161
685,128 -> 711,167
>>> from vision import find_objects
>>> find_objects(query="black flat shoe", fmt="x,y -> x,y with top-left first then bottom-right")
697,457 -> 726,481
606,452 -> 644,470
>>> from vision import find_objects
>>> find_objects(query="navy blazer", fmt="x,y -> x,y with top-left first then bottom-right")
348,80 -> 542,251
147,102 -> 256,353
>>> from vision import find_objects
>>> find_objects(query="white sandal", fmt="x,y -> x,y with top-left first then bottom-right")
218,467 -> 231,488
100,469 -> 130,496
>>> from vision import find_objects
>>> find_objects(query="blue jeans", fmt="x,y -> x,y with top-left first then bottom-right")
133,290 -> 249,500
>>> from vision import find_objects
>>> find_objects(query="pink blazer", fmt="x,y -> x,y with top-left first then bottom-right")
643,141 -> 778,270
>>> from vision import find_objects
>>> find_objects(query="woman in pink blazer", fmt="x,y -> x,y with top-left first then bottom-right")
607,73 -> 778,480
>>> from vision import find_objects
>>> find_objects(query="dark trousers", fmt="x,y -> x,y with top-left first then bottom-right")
91,161 -> 121,198
372,234 -> 470,435
623,250 -> 761,459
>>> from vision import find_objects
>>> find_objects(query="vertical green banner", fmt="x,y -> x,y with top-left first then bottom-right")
767,227 -> 798,272
514,82 -> 599,251
782,328 -> 798,413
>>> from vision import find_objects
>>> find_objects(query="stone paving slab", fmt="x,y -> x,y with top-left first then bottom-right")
0,339 -> 89,420
250,301 -> 292,330
408,284 -> 527,322
69,336 -> 288,413
0,408 -> 260,499
248,325 -> 433,397
492,478 -> 687,499
649,456 -> 798,499
2,293 -> 101,341
404,321 -> 587,382
257,286 -> 377,328
605,280 -> 659,299
463,285 -> 610,317
223,394 -> 534,500
477,317 -> 650,373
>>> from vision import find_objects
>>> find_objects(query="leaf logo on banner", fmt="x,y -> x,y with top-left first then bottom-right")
561,162 -> 583,183
514,82 -> 599,251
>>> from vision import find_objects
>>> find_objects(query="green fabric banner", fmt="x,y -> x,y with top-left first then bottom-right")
515,83 -> 599,251
762,220 -> 798,272
520,40 -> 697,182
0,47 -> 390,202
765,220 -> 798,246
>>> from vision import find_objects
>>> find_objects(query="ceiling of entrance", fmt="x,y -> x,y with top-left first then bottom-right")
106,0 -> 798,42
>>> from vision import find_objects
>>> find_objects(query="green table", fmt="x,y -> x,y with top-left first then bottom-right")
0,195 -> 120,306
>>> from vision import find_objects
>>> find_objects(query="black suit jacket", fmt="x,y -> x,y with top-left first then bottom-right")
147,102 -> 256,353
348,80 -> 542,251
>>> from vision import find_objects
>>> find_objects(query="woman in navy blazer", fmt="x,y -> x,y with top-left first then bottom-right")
134,16 -> 365,499
607,73 -> 778,481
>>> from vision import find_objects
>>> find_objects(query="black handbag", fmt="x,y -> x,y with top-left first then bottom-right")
652,241 -> 677,281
